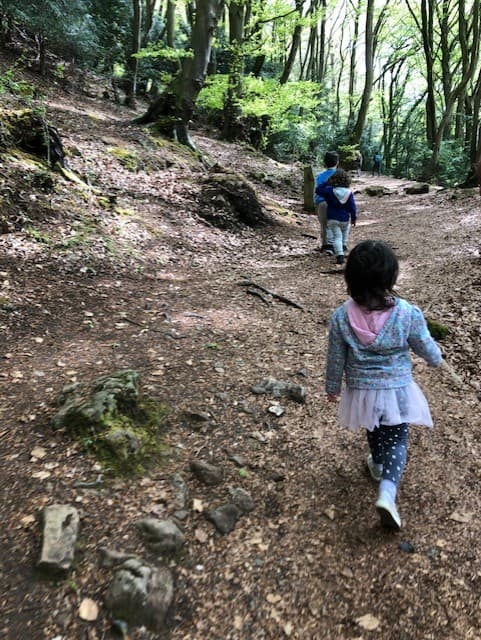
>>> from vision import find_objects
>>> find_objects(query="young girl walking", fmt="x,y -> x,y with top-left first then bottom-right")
325,240 -> 442,529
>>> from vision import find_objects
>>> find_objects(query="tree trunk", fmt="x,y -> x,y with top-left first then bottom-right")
125,0 -> 142,109
223,1 -> 245,140
38,36 -> 47,77
134,0 -> 223,148
279,0 -> 304,84
303,165 -> 315,212
347,0 -> 361,128
424,0 -> 480,178
166,0 -> 176,47
143,0 -> 157,46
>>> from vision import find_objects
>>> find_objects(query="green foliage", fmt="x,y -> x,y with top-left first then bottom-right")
0,59 -> 37,101
338,144 -> 360,169
135,43 -> 188,62
9,0 -> 99,64
198,76 -> 326,160
437,140 -> 469,187
25,227 -> 52,245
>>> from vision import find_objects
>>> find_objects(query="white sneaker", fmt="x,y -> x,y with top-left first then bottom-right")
366,454 -> 382,481
375,495 -> 401,530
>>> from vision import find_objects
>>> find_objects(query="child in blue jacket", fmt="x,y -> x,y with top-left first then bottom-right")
314,151 -> 339,254
325,240 -> 442,530
315,169 -> 357,265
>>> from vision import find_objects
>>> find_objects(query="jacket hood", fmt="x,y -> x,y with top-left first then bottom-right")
332,187 -> 351,204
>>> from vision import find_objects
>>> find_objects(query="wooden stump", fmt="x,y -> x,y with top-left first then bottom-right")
303,165 -> 315,212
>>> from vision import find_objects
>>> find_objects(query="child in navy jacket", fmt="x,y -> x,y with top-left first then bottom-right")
315,169 -> 357,265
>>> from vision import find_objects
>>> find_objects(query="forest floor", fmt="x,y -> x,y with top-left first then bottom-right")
1,65 -> 481,640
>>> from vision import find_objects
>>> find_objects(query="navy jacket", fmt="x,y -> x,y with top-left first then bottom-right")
315,185 -> 357,224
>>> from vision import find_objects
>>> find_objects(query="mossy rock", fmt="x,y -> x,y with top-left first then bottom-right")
365,186 -> 390,197
199,171 -> 272,229
427,317 -> 450,340
404,183 -> 430,195
53,370 -> 169,475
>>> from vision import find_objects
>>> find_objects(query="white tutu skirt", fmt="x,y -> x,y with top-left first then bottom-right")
338,381 -> 433,431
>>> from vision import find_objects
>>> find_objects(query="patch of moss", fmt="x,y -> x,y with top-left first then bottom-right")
55,222 -> 97,250
114,206 -> 135,216
108,146 -> 139,171
25,226 -> 52,245
81,400 -> 170,476
427,317 -> 450,340
0,295 -> 15,311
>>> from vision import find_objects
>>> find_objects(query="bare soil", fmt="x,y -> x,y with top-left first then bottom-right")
1,79 -> 481,640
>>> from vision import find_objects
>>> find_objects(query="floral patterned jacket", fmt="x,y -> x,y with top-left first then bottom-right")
325,297 -> 442,395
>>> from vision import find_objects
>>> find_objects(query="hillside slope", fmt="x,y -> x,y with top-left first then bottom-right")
1,75 -> 481,640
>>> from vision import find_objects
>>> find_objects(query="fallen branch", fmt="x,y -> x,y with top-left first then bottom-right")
239,280 -> 304,310
246,287 -> 272,305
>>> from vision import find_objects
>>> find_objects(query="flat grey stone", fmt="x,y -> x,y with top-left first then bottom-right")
38,504 -> 80,572
135,518 -> 185,553
190,459 -> 223,485
205,503 -> 242,534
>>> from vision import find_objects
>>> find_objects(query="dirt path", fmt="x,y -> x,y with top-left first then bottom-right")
1,91 -> 481,639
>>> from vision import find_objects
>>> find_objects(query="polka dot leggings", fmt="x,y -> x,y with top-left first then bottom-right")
366,423 -> 409,486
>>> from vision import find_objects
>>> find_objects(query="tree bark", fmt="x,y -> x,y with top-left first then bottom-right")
222,1 -> 245,140
347,0 -> 361,128
349,0 -> 391,144
165,0 -> 177,47
279,0 -> 305,84
134,0 -> 223,148
125,0 -> 142,109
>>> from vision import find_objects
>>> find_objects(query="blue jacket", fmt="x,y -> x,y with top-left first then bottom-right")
325,297 -> 442,395
314,168 -> 337,205
315,184 -> 357,224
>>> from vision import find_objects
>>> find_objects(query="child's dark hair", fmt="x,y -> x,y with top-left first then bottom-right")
328,168 -> 351,188
324,151 -> 339,168
344,240 -> 399,310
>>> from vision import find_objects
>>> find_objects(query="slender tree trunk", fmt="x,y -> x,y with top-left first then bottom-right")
38,36 -> 47,77
279,0 -> 304,84
125,0 -> 142,108
347,0 -> 361,128
222,1 -> 245,140
143,0 -> 157,45
426,0 -> 480,177
166,0 -> 176,47
349,0 -> 375,143
318,0 -> 327,81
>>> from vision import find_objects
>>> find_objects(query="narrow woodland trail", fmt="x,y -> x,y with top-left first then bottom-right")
1,93 -> 481,639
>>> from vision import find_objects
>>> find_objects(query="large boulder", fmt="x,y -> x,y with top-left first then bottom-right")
199,169 -> 272,229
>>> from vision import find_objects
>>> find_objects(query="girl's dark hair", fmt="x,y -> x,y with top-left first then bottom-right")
328,168 -> 351,188
344,240 -> 399,310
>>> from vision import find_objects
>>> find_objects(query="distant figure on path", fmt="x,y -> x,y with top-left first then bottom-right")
315,169 -> 357,266
372,151 -> 382,176
314,151 -> 339,254
325,240 -> 442,530
354,150 -> 363,177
